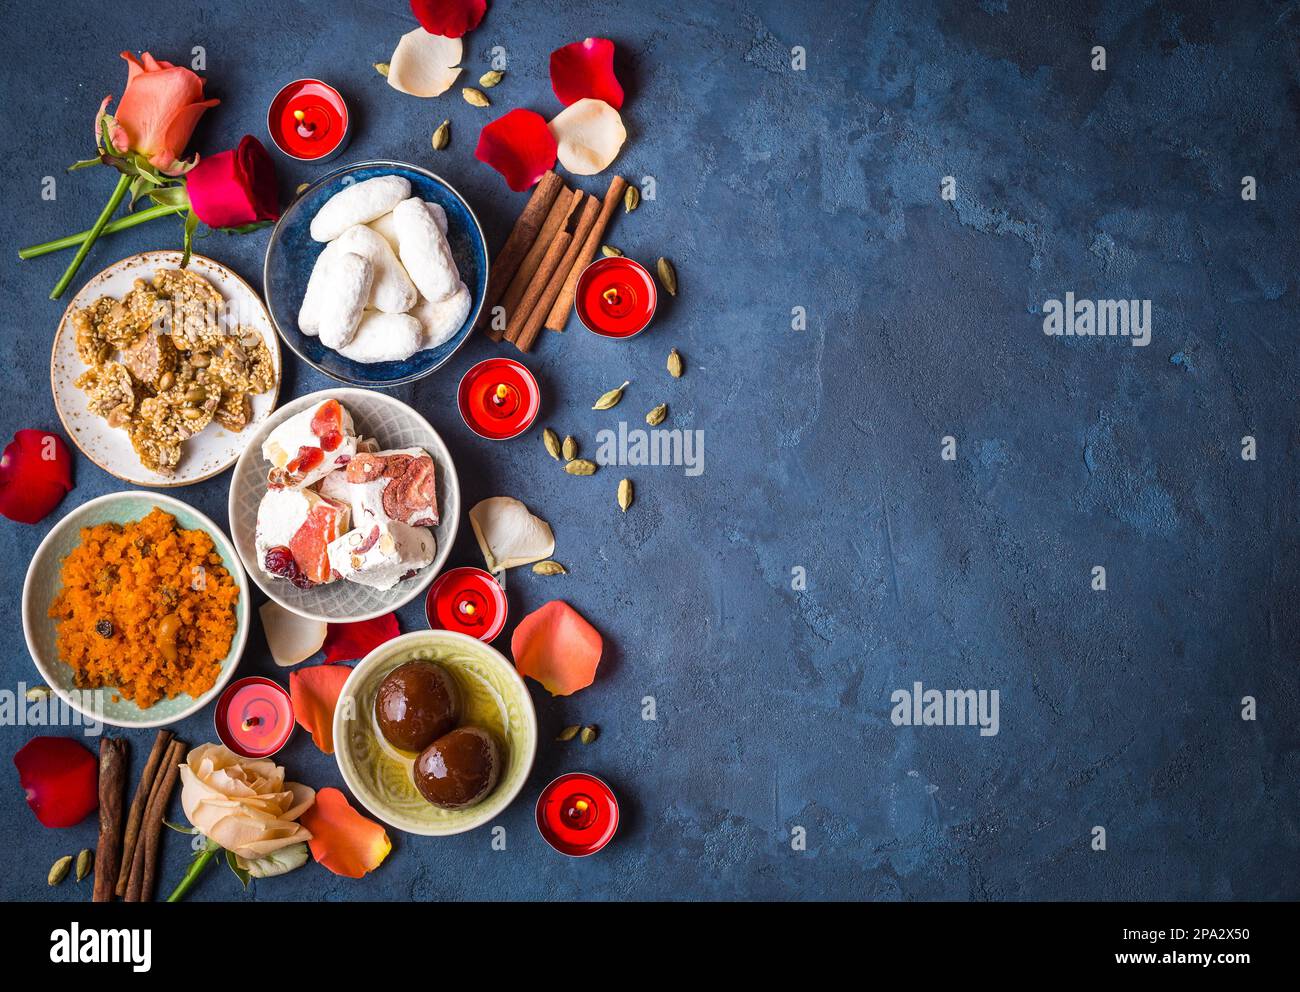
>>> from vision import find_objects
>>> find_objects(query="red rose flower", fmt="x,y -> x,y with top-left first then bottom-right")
186,135 -> 281,230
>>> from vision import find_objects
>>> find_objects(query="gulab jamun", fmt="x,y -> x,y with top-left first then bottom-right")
413,727 -> 502,809
375,661 -> 461,752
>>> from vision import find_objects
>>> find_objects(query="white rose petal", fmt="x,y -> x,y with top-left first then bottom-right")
548,98 -> 627,175
388,29 -> 463,98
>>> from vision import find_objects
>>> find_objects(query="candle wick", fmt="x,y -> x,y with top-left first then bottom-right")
242,717 -> 261,731
603,288 -> 620,305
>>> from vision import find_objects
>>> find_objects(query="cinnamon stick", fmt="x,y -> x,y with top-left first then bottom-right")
544,175 -> 628,332
479,170 -> 564,340
495,187 -> 582,338
116,729 -> 171,897
126,738 -> 186,902
508,231 -> 573,350
92,737 -> 127,902
515,193 -> 601,350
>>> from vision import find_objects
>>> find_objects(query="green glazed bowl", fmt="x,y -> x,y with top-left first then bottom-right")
21,491 -> 249,728
333,630 -> 537,836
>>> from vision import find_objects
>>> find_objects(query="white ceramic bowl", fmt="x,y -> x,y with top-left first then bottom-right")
21,491 -> 250,728
228,388 -> 459,622
333,631 -> 537,836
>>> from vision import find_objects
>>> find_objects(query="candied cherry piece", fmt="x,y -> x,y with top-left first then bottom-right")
310,400 -> 344,440
285,445 -> 324,476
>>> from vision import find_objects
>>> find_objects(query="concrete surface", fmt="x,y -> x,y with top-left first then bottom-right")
0,0 -> 1296,900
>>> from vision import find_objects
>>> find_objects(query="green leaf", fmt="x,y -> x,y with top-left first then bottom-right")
163,820 -> 198,835
180,209 -> 198,268
214,219 -> 275,236
67,157 -> 104,172
239,842 -> 310,880
225,848 -> 251,889
148,185 -> 190,209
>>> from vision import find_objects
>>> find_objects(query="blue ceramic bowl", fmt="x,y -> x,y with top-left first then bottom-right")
264,160 -> 488,388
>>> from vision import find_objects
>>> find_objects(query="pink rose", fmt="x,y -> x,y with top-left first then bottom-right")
100,51 -> 219,174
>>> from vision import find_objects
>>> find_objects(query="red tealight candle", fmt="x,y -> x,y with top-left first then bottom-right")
575,257 -> 657,339
267,79 -> 351,162
425,567 -> 508,642
536,773 -> 619,857
214,677 -> 294,759
457,358 -> 541,440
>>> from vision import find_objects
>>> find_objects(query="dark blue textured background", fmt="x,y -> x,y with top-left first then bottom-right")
1,0 -> 1296,901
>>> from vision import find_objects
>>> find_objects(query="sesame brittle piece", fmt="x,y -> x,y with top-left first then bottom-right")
99,278 -> 167,349
75,361 -> 137,428
71,298 -> 115,366
153,268 -> 225,352
119,331 -> 178,391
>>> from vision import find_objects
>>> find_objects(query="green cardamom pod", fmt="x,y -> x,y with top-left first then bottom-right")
667,348 -> 684,378
294,182 -> 310,198
646,403 -> 668,426
48,855 -> 72,886
656,257 -> 678,296
618,478 -> 633,512
580,725 -> 599,745
374,62 -> 390,77
543,427 -> 561,460
75,849 -> 93,882
462,87 -> 490,108
479,69 -> 504,88
533,560 -> 567,576
562,435 -> 578,461
624,186 -> 640,213
601,245 -> 623,258
565,459 -> 598,476
25,685 -> 51,701
432,120 -> 450,151
593,381 -> 629,410
555,725 -> 581,742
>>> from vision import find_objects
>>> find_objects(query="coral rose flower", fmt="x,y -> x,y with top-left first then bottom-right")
101,51 -> 219,174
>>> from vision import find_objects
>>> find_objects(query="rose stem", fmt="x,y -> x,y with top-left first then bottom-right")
166,842 -> 218,903
48,172 -> 130,300
18,202 -> 185,259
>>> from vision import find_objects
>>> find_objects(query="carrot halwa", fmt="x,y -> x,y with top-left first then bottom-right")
48,507 -> 239,708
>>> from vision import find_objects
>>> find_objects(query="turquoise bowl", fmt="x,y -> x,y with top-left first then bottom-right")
21,492 -> 250,728
263,160 -> 488,389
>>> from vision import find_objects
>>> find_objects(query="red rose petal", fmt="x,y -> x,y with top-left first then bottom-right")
13,737 -> 98,828
290,665 -> 352,754
511,600 -> 603,696
410,0 -> 486,39
475,109 -> 558,192
550,38 -> 624,110
322,613 -> 400,664
0,429 -> 74,525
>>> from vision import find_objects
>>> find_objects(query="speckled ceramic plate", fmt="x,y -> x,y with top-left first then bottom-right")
264,160 -> 488,389
333,631 -> 537,836
51,250 -> 281,488
228,388 -> 459,622
21,491 -> 250,728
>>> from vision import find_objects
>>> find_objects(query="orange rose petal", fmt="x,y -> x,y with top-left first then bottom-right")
510,600 -> 602,696
289,664 -> 351,754
301,787 -> 391,878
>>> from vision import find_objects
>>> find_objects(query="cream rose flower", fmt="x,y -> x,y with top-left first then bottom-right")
179,743 -> 315,866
